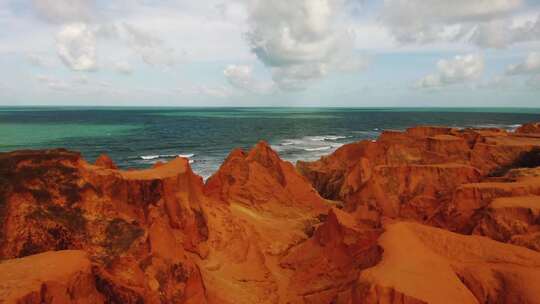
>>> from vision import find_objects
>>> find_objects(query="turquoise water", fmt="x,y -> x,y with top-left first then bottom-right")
1,107 -> 539,178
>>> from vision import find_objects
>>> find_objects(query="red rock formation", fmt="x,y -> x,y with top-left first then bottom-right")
0,250 -> 104,303
200,141 -> 335,303
0,149 -> 208,303
345,163 -> 481,221
95,154 -> 118,169
279,208 -> 382,303
300,125 -> 540,229
516,122 -> 540,134
353,221 -> 540,304
205,141 -> 329,215
2,123 -> 540,304
472,196 -> 540,250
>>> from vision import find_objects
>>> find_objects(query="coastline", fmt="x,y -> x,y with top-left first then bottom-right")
1,122 -> 540,303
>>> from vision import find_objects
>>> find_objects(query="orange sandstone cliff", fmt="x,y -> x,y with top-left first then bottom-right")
0,123 -> 540,303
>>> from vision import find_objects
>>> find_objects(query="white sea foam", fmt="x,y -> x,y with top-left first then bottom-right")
304,146 -> 332,151
179,153 -> 195,158
307,135 -> 348,141
323,135 -> 347,141
465,123 -> 523,132
140,153 -> 194,160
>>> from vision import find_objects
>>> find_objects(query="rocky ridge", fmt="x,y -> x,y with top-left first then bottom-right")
0,122 -> 539,303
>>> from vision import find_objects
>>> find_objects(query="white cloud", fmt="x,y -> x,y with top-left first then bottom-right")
223,64 -> 274,93
32,0 -> 95,24
506,51 -> 540,75
122,23 -> 176,66
271,63 -> 327,91
417,53 -> 484,88
470,15 -> 540,48
241,0 -> 367,90
96,22 -> 177,67
56,23 -> 97,71
380,0 -> 536,48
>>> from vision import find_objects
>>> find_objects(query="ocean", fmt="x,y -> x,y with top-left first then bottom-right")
1,107 -> 539,179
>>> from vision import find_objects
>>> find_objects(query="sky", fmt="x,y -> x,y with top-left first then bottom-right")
0,0 -> 539,107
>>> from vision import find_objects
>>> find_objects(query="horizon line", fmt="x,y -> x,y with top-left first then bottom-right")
1,105 -> 540,109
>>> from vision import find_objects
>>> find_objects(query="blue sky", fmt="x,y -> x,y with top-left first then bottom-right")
0,0 -> 539,107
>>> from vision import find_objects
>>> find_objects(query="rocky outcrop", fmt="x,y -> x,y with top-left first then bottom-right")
205,141 -> 329,215
0,149 -> 208,303
516,122 -> 540,134
353,221 -> 540,304
200,141 -> 335,303
343,163 -> 481,221
279,208 -> 382,303
94,154 -> 118,169
445,166 -> 540,234
472,196 -> 540,251
0,250 -> 104,303
2,123 -> 540,303
299,125 -> 540,230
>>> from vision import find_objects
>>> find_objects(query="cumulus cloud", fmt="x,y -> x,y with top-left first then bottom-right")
417,53 -> 484,88
380,0 -> 537,48
32,0 -> 95,24
223,64 -> 274,93
121,23 -> 176,66
241,0 -> 367,90
56,23 -> 97,71
506,52 -> 540,75
96,22 -> 177,67
54,21 -> 177,71
470,15 -> 540,48
271,63 -> 328,91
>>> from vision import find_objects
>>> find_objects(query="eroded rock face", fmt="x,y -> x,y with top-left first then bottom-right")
299,126 -> 540,230
0,149 -> 208,303
200,141 -> 338,303
353,222 -> 540,304
2,123 -> 540,304
516,122 -> 540,134
95,154 -> 118,169
205,141 -> 329,215
472,196 -> 540,250
279,208 -> 382,303
0,250 -> 104,304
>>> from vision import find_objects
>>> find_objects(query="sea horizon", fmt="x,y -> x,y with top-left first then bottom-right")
2,107 -> 539,179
